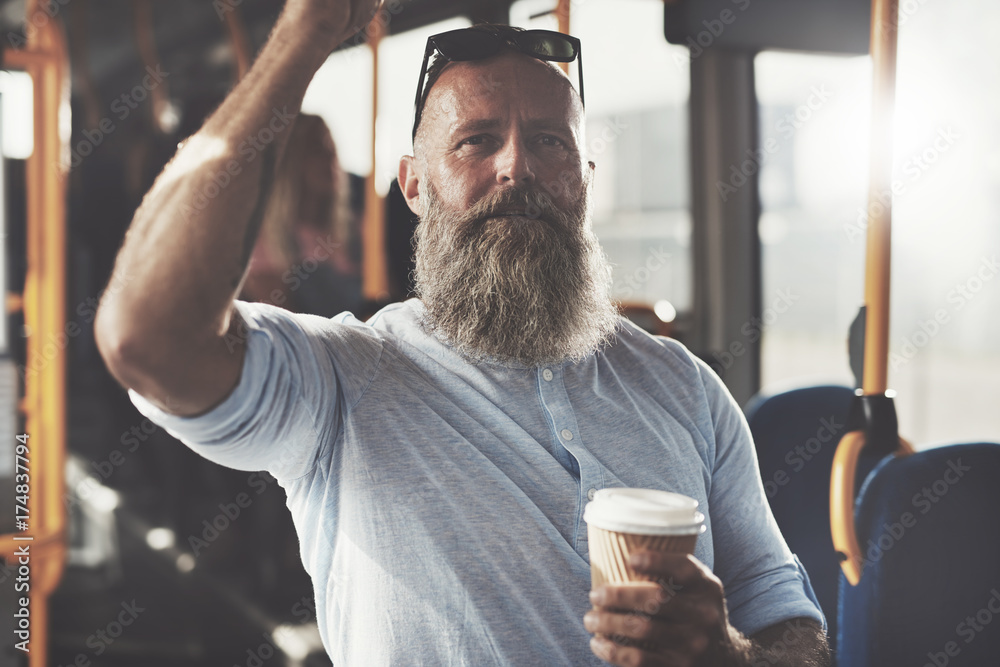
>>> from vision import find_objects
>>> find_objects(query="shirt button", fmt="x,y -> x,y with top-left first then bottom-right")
587,488 -> 598,501
542,369 -> 553,381
560,428 -> 573,441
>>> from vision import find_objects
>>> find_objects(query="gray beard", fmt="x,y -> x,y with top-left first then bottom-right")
413,178 -> 620,367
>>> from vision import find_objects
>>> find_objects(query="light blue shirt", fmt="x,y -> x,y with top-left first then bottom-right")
129,298 -> 824,665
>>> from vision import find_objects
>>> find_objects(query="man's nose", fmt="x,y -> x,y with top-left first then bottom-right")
494,138 -> 536,186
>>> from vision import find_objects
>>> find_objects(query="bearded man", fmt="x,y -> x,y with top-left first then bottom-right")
95,1 -> 831,665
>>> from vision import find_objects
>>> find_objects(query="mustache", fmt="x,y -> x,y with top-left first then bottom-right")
463,188 -> 565,229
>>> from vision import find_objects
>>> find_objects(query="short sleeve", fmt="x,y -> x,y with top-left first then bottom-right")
695,358 -> 826,636
128,300 -> 383,481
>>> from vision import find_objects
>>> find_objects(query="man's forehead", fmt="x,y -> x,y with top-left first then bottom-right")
421,51 -> 582,133
436,50 -> 574,95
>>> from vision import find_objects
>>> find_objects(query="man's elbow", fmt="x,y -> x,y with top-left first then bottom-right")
749,617 -> 831,667
94,302 -> 146,387
94,300 -> 178,395
95,301 -> 246,418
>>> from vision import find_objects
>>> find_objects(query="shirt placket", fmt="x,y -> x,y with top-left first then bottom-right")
537,363 -> 606,557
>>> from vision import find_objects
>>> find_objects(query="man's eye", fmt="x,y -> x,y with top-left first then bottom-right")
538,135 -> 565,147
460,135 -> 487,147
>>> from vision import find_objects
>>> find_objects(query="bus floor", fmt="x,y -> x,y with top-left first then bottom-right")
49,500 -> 332,667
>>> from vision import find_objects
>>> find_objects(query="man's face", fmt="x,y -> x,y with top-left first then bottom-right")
410,49 -> 587,214
399,50 -> 619,366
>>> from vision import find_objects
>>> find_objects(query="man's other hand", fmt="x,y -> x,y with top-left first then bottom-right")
584,551 -> 736,666
583,550 -> 831,666
284,0 -> 385,47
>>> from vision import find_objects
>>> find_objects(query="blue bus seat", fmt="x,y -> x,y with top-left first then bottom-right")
837,442 -> 1000,666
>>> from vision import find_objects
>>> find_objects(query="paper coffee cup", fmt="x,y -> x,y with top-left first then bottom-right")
584,488 -> 706,589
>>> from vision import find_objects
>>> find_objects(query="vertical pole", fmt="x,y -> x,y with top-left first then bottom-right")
20,1 -> 70,665
831,0 -> 901,587
861,0 -> 898,395
362,18 -> 389,302
688,50 -> 761,406
556,0 -> 571,72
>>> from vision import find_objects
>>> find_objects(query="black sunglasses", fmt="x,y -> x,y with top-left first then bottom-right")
412,26 -> 584,140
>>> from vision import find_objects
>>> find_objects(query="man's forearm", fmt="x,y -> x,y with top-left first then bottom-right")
95,10 -> 333,373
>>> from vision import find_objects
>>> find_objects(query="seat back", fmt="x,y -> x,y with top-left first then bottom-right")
745,384 -> 856,647
837,442 -> 1000,665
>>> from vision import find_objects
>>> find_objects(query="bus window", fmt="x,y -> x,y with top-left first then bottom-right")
756,0 -> 1000,446
513,0 -> 692,317
755,51 -> 869,389
0,71 -> 33,160
301,42 -> 374,177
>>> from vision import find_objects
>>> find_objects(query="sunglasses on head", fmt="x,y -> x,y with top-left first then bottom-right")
412,25 -> 585,140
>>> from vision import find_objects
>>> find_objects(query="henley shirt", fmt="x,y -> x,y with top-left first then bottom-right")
129,297 -> 824,665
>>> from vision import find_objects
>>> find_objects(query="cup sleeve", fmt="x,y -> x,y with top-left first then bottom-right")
127,300 -> 383,481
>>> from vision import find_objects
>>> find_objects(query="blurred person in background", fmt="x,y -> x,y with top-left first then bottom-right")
240,113 -> 362,317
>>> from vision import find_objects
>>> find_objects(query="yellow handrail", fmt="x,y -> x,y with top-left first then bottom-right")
830,432 -> 867,583
556,0 -> 571,70
860,0 -> 898,396
831,431 -> 915,584
0,0 -> 71,664
830,0 -> 911,587
362,16 -> 389,301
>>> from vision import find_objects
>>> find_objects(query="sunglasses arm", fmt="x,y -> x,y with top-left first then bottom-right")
412,40 -> 436,140
575,43 -> 585,109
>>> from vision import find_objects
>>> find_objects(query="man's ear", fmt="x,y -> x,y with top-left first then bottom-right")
399,155 -> 423,216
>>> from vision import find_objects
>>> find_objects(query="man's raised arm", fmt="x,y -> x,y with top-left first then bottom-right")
95,0 -> 382,417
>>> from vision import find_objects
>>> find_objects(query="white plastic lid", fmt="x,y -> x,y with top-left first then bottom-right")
583,488 -> 705,535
